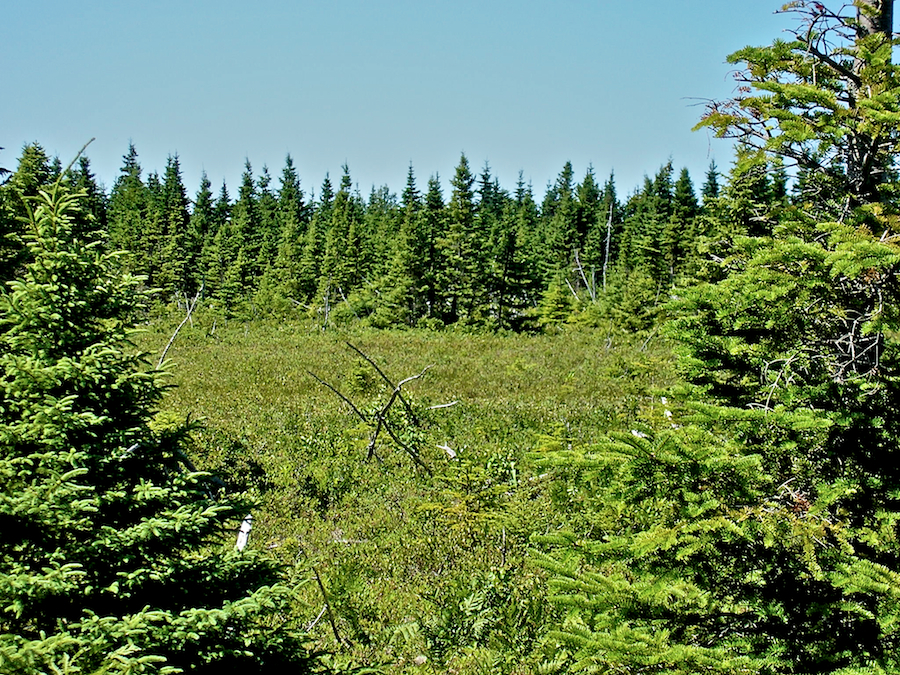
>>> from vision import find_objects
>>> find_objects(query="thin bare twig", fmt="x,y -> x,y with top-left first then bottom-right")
306,371 -> 368,423
428,400 -> 459,410
312,567 -> 348,647
157,284 -> 203,369
345,342 -> 427,424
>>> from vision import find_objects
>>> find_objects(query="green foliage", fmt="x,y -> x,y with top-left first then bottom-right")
38,135 -> 717,334
418,567 -> 551,673
696,0 -> 900,209
437,154 -> 487,324
536,273 -> 576,328
0,143 -> 56,283
0,178 -> 321,673
535,4 -> 900,673
135,316 -> 673,672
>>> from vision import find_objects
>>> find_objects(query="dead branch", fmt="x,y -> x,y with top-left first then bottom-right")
306,370 -> 369,424
312,566 -> 348,648
158,283 -> 204,369
308,348 -> 437,473
428,400 -> 459,410
379,416 -> 432,475
345,342 -> 427,425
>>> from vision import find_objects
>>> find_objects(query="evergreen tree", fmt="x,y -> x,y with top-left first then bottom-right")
420,174 -> 446,320
257,155 -> 309,310
536,3 -> 900,673
541,161 -> 578,280
107,143 -> 147,258
294,175 -> 333,305
317,166 -> 364,316
701,159 -> 721,204
364,184 -> 399,279
618,163 -> 674,285
511,172 -> 545,308
254,166 -> 280,278
277,154 -> 307,227
536,271 -> 575,327
437,154 -> 484,323
201,181 -> 231,300
698,0 -> 898,209
573,166 -> 602,252
214,179 -> 232,225
65,155 -> 107,239
156,155 -> 191,299
0,175 -> 320,673
219,162 -> 257,308
661,167 -> 699,281
141,171 -> 166,291
186,171 -> 214,297
582,171 -> 620,286
0,143 -> 55,282
490,198 -> 534,329
371,165 -> 424,326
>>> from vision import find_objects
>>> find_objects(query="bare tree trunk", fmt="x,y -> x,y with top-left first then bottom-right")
602,202 -> 613,293
848,0 -> 894,204
857,0 -> 893,39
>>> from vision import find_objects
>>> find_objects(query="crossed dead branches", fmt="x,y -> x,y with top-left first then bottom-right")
307,342 -> 451,475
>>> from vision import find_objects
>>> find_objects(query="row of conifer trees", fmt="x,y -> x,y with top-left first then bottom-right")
1,141 -> 791,331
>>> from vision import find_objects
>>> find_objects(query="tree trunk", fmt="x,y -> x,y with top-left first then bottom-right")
857,0 -> 893,41
848,0 -> 894,205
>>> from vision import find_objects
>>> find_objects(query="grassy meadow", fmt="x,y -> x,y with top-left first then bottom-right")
138,313 -> 675,672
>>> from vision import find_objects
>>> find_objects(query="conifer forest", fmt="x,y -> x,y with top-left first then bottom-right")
5,1 -> 900,673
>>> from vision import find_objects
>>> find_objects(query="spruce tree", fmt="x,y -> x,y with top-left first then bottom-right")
294,175 -> 333,305
316,166 -> 364,315
582,171 -> 619,282
202,181 -> 232,301
186,172 -> 215,298
436,154 -> 483,323
141,171 -> 166,291
371,165 -> 424,326
65,155 -> 107,239
0,174 -> 320,673
107,143 -> 147,261
662,167 -> 699,282
156,155 -> 191,300
254,166 -> 280,278
420,174 -> 446,320
256,155 -> 310,311
540,161 -> 578,280
1,144 -> 56,281
536,2 -> 900,673
573,166 -> 602,254
701,160 -> 721,204
215,162 -> 258,308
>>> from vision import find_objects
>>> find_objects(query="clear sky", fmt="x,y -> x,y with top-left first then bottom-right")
4,1 -> 791,201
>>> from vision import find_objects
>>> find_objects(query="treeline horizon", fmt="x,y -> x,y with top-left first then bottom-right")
1,140 -> 786,331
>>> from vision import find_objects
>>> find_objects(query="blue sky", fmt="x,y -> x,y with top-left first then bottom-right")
5,1 -> 790,201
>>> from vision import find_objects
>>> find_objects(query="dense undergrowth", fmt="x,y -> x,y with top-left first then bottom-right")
139,313 -> 675,672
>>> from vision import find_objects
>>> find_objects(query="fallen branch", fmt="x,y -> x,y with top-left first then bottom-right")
345,342 -> 427,425
308,347 -> 435,473
158,283 -> 204,369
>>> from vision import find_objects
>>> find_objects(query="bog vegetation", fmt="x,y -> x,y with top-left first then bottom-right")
3,1 -> 900,673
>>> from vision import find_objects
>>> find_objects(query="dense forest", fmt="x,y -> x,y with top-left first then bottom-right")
2,139 -> 727,332
4,1 -> 900,674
